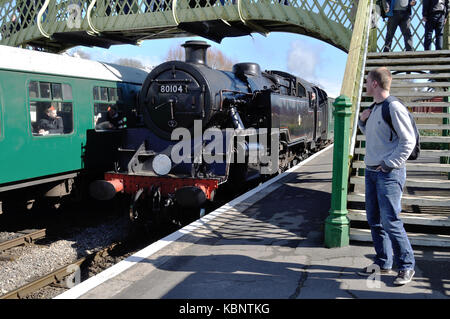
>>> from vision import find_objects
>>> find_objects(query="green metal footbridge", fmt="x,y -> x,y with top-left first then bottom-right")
1,0 -> 449,247
0,0 -> 357,52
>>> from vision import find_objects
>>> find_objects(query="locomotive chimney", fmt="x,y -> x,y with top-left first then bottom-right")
182,40 -> 210,65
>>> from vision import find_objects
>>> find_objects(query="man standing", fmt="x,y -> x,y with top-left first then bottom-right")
383,0 -> 416,52
423,0 -> 449,50
357,67 -> 416,285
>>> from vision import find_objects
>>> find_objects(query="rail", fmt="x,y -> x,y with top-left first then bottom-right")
0,229 -> 46,252
0,242 -> 119,299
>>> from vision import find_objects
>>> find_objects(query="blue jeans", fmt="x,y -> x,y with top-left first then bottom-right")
365,167 -> 415,271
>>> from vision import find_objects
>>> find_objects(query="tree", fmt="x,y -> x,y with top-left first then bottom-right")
207,48 -> 236,71
114,57 -> 146,69
165,45 -> 185,61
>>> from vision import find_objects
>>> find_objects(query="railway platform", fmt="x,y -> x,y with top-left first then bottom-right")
55,145 -> 450,299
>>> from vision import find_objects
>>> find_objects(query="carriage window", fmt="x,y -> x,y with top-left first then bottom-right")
63,84 -> 73,100
39,82 -> 51,99
52,83 -> 62,100
100,87 -> 108,101
93,86 -> 124,130
297,84 -> 306,98
93,87 -> 100,100
29,81 -> 39,98
29,81 -> 74,136
109,88 -> 118,102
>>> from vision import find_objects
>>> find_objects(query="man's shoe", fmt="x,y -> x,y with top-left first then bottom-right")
394,269 -> 415,285
357,265 -> 393,276
383,47 -> 390,52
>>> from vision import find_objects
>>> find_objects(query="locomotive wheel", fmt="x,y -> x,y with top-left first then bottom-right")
129,187 -> 167,235
129,188 -> 146,223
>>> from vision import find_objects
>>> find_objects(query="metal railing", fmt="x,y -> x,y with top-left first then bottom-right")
0,0 -> 356,51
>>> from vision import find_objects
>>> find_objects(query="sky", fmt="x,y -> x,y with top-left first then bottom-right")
68,32 -> 348,98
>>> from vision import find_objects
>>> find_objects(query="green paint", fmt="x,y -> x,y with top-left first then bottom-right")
0,68 -> 129,185
324,95 -> 352,248
0,1 -> 353,53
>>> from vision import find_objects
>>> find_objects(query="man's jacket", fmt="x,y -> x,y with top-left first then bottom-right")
423,0 -> 449,18
38,115 -> 64,134
358,97 -> 416,172
385,0 -> 413,16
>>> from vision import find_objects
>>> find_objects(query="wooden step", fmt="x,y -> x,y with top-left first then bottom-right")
348,192 -> 450,207
356,135 -> 450,143
366,57 -> 450,66
367,50 -> 450,59
362,91 -> 450,98
350,228 -> 450,247
360,102 -> 450,108
413,113 -> 450,119
348,209 -> 450,227
390,82 -> 450,88
353,148 -> 450,156
365,73 -> 450,80
352,161 -> 450,172
366,65 -> 450,72
350,176 -> 450,189
416,124 -> 450,130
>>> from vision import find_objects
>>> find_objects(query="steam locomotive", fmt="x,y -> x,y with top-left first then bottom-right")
90,40 -> 333,225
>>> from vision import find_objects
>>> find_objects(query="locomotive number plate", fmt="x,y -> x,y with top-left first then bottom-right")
158,84 -> 188,94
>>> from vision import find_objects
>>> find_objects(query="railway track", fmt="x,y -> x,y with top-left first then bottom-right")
0,242 -> 119,299
0,229 -> 46,252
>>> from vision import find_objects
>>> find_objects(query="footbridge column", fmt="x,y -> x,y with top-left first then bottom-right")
324,95 -> 352,248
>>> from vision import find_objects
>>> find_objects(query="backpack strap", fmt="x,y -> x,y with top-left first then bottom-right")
381,95 -> 398,141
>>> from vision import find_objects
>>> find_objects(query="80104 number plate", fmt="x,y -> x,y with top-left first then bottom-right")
158,84 -> 188,94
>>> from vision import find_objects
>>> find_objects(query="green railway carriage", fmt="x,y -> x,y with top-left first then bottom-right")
0,45 -> 147,212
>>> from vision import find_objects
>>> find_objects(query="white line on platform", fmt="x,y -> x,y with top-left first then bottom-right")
54,144 -> 333,299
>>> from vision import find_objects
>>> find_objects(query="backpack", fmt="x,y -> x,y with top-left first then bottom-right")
369,95 -> 420,160
376,0 -> 389,20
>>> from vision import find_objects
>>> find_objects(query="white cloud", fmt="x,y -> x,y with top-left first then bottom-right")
287,40 -> 321,80
314,78 -> 342,98
286,39 -> 343,98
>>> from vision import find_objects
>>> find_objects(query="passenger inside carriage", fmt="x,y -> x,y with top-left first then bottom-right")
37,104 -> 64,135
95,105 -> 126,130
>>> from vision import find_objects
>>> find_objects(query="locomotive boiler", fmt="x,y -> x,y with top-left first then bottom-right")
90,40 -> 332,225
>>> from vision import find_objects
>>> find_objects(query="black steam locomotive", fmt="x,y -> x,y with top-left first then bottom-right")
90,40 -> 333,224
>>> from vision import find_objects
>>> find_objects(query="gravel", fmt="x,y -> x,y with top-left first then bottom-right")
0,214 -> 130,297
0,232 -> 21,242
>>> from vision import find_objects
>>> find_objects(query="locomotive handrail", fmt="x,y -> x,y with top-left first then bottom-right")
37,0 -> 51,39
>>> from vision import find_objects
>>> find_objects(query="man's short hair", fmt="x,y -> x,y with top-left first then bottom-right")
368,67 -> 392,91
